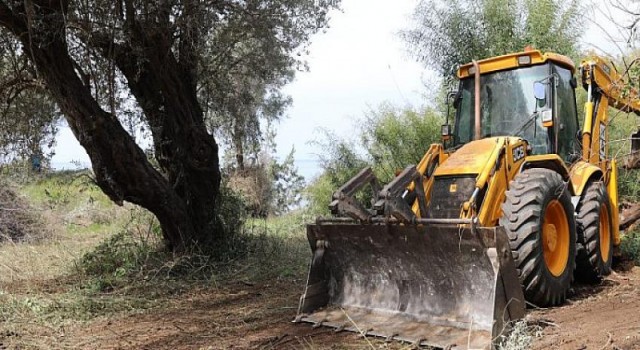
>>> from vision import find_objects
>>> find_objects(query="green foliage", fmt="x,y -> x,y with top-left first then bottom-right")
271,147 -> 306,214
619,170 -> 640,201
79,231 -> 159,283
20,170 -> 112,210
402,0 -> 584,78
216,180 -> 247,231
620,229 -> 640,266
225,147 -> 305,217
306,104 -> 443,214
77,211 -> 310,288
306,129 -> 368,215
362,103 -> 444,181
312,129 -> 369,185
200,0 -> 341,170
305,173 -> 336,216
0,32 -> 60,166
607,108 -> 640,200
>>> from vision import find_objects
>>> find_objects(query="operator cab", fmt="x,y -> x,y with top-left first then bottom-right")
445,51 -> 581,163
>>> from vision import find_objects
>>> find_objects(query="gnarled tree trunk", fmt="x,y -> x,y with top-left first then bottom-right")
0,0 -> 221,252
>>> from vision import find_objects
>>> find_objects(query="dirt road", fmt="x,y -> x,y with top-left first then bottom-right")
49,264 -> 640,350
530,263 -> 640,350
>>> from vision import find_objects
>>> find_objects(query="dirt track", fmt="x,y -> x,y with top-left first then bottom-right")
47,264 -> 640,350
530,263 -> 640,350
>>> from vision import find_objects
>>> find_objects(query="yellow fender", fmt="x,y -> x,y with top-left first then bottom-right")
570,161 -> 604,196
521,155 -> 572,186
569,160 -> 620,246
523,158 -> 620,247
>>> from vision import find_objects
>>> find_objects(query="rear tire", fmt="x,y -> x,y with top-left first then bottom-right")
575,182 -> 613,281
500,168 -> 576,307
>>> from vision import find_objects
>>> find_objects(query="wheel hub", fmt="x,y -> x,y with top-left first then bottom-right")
542,200 -> 570,277
545,223 -> 558,251
599,205 -> 611,262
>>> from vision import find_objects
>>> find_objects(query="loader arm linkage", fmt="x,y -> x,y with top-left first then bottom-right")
296,49 -> 640,350
298,142 -> 525,349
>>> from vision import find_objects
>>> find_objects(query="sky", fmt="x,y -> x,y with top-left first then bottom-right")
50,0 -> 429,178
50,0 -> 635,181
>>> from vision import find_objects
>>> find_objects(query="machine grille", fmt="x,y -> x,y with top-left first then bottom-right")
427,176 -> 477,219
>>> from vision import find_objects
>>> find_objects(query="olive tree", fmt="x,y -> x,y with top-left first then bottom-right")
0,0 -> 339,251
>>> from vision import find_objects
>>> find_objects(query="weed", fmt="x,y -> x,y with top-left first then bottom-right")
620,229 -> 640,265
496,320 -> 543,350
1,170 -> 315,350
76,210 -> 310,288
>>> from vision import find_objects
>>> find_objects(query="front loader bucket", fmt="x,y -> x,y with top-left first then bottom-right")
295,223 -> 525,350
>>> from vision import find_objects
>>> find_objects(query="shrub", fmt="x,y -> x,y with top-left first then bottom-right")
361,103 -> 443,182
305,104 -> 443,215
620,229 -> 640,266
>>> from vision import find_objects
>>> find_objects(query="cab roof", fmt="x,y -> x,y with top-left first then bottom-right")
457,50 -> 575,79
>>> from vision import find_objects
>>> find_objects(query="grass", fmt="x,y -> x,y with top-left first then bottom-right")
5,170 -> 635,350
0,172 -> 155,349
0,170 -> 313,349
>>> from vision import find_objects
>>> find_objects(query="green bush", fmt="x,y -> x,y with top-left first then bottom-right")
305,104 -> 443,215
361,103 -> 443,182
76,187 -> 307,287
620,229 -> 640,266
607,108 -> 640,200
306,130 -> 369,216
215,180 -> 247,239
305,174 -> 336,216
79,231 -> 157,278
618,169 -> 640,202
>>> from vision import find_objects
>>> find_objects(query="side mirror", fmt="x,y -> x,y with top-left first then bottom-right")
533,82 -> 546,100
441,124 -> 452,141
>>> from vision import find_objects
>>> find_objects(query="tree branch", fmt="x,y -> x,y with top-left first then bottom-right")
0,1 -> 28,35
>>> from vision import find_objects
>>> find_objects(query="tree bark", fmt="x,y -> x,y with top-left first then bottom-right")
0,1 -> 221,251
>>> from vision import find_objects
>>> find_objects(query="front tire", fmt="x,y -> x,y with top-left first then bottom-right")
500,168 -> 577,307
575,181 -> 613,281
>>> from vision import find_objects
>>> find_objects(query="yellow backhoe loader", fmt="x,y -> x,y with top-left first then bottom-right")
295,49 -> 640,349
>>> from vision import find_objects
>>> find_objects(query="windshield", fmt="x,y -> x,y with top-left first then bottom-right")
453,64 -> 550,154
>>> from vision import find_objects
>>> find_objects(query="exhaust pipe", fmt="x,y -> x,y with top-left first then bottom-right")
474,59 -> 481,140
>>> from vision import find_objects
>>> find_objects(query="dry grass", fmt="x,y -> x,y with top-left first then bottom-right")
0,171 -> 313,349
496,320 -> 543,350
0,181 -> 48,243
0,172 -> 148,349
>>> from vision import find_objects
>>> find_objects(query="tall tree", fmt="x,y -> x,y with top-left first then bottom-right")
0,32 -> 59,165
402,0 -> 583,78
0,0 -> 338,252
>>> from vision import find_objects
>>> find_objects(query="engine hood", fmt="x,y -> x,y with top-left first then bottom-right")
434,137 -> 508,177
